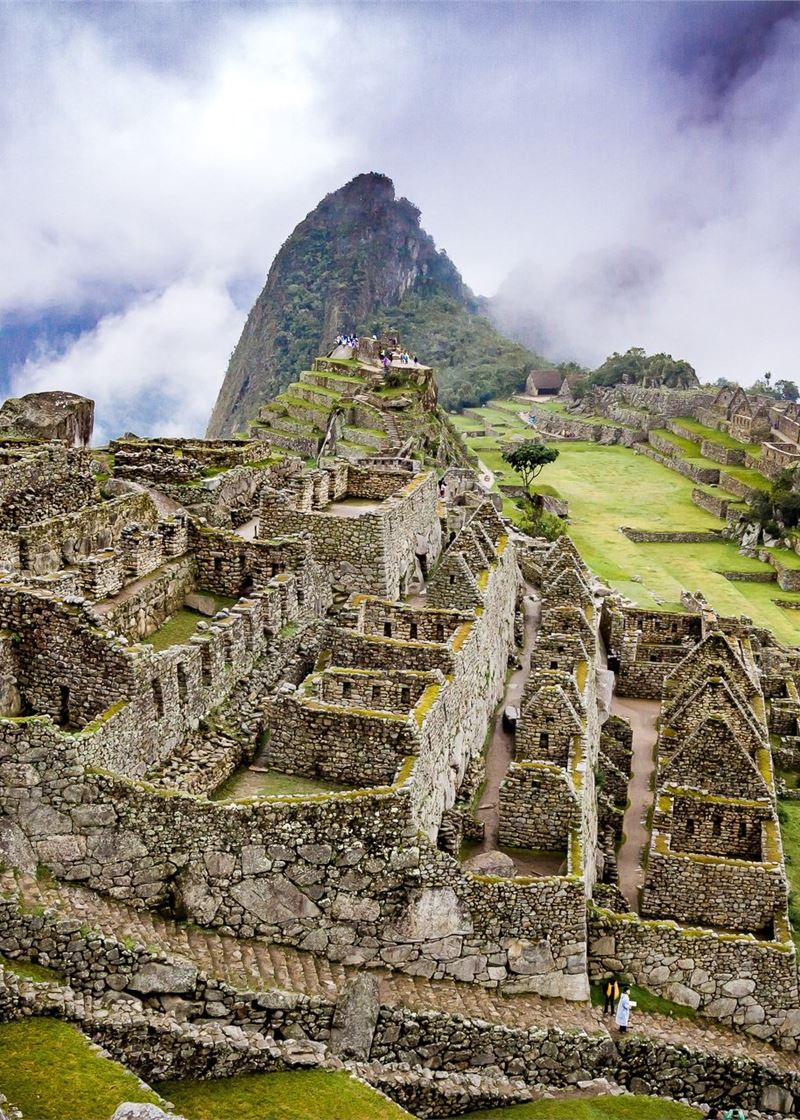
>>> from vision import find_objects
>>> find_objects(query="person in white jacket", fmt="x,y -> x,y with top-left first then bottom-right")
615,984 -> 636,1032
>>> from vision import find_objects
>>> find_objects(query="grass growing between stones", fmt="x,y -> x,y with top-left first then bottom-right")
160,1070 -> 413,1119
459,1097 -> 700,1119
0,1018 -> 163,1119
589,982 -> 697,1021
142,607 -> 205,650
0,952 -> 63,982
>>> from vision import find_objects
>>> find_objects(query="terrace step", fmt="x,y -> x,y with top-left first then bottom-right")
3,873 -> 795,1075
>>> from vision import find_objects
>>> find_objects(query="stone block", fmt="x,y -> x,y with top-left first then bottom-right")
128,960 -> 198,995
230,876 -> 321,925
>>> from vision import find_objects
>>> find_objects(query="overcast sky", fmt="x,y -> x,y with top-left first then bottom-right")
1,1 -> 798,440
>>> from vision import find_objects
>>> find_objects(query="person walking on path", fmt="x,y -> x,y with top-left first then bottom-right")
603,976 -> 620,1015
615,984 -> 636,1033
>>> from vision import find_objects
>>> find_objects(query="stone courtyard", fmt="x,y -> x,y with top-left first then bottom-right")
0,340 -> 798,1117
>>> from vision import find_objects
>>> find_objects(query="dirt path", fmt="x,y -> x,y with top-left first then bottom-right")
476,457 -> 495,490
613,696 -> 660,912
474,583 -> 540,857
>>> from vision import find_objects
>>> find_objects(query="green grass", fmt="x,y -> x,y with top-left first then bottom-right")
673,416 -> 759,454
590,982 -> 696,1020
0,1019 -> 162,1120
142,608 -> 205,650
779,799 -> 800,949
211,767 -> 352,801
778,768 -> 800,789
454,429 -> 800,643
0,952 -> 63,982
160,1070 -> 413,1120
719,465 -> 771,492
460,1098 -> 700,1120
650,428 -> 700,456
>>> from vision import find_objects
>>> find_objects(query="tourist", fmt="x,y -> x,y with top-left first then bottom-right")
722,1110 -> 746,1120
603,975 -> 619,1015
614,983 -> 636,1032
706,1110 -> 722,1120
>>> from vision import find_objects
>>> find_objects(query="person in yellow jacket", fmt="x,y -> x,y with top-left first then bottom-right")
603,976 -> 620,1015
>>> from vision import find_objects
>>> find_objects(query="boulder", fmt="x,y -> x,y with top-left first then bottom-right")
230,876 -> 321,925
507,938 -> 555,975
0,391 -> 94,445
390,887 -> 473,942
128,960 -> 198,995
462,849 -> 517,878
329,973 -> 380,1060
110,1107 -> 185,1120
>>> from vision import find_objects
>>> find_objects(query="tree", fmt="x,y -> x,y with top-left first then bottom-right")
775,379 -> 799,402
502,441 -> 559,508
587,347 -> 698,391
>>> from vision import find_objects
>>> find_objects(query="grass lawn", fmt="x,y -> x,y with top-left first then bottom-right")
673,416 -> 761,456
460,1098 -> 699,1120
160,1070 -> 412,1120
650,428 -> 700,456
454,428 -> 800,643
142,592 -> 239,652
142,607 -> 205,650
779,799 -> 800,949
0,1019 -> 163,1120
211,767 -> 352,801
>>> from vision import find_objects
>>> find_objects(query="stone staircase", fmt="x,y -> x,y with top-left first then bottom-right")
4,873 -> 795,1074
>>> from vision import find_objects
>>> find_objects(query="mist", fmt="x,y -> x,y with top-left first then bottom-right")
2,2 -> 798,438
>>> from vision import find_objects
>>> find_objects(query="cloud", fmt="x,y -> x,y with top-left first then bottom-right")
12,277 -> 243,443
4,2 -> 800,435
0,5 -> 362,314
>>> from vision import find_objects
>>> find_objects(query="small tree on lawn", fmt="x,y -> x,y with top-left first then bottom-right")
502,441 -> 559,512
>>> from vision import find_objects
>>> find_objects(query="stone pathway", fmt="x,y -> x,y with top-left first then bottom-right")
614,697 -> 659,912
4,873 -> 794,1074
474,584 -> 540,856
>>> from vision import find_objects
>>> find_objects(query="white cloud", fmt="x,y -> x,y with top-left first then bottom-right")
12,277 -> 243,443
0,6 -> 361,312
3,2 -> 800,436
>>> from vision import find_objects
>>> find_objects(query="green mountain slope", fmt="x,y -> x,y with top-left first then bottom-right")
207,172 -> 547,437
360,291 -> 547,411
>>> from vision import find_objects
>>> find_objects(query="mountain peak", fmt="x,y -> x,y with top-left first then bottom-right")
206,175 -> 463,437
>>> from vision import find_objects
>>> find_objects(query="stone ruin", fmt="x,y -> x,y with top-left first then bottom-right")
0,354 -> 797,1117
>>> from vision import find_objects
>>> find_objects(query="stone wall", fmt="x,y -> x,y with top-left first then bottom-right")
692,487 -> 730,519
637,444 -> 720,484
699,439 -> 746,466
498,762 -> 578,849
0,445 -> 99,530
18,492 -> 159,576
260,467 -> 441,599
92,554 -> 198,642
589,906 -> 799,1046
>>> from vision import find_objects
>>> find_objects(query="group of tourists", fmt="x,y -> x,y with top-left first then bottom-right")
602,975 -> 636,1032
603,978 -> 749,1117
335,333 -> 360,348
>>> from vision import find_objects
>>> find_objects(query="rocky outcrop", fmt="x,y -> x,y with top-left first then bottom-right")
207,173 -> 467,438
0,391 -> 94,446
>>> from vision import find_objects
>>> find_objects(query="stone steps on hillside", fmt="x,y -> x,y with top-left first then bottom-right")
287,381 -> 344,407
3,873 -> 794,1074
299,370 -> 367,397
